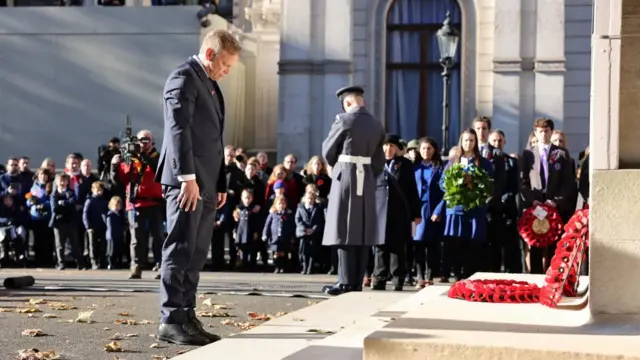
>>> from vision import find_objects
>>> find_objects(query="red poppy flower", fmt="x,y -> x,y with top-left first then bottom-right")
317,179 -> 324,186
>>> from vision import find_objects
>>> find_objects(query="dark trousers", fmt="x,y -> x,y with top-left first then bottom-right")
238,243 -> 257,269
364,247 -> 374,278
444,236 -> 486,280
503,220 -> 524,273
87,228 -> 106,266
210,226 -> 226,269
405,240 -> 415,279
53,222 -> 83,266
160,186 -> 215,324
337,246 -> 370,287
225,230 -> 237,268
32,220 -> 54,266
373,242 -> 406,284
299,236 -> 315,273
106,237 -> 123,268
413,241 -> 441,281
128,205 -> 164,268
487,217 -> 505,272
530,244 -> 557,274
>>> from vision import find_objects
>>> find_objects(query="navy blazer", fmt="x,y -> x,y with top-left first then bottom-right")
156,57 -> 227,201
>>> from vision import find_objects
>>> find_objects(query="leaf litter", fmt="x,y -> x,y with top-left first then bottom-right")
16,348 -> 60,360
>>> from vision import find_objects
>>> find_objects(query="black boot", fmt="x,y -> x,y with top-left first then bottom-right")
187,312 -> 221,343
322,283 -> 357,296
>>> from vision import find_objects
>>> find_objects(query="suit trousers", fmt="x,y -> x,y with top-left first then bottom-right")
337,246 -> 369,287
129,205 -> 165,268
373,242 -> 406,284
160,186 -> 216,324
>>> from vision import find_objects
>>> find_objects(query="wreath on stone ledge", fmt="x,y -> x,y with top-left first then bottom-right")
448,208 -> 589,308
518,204 -> 564,247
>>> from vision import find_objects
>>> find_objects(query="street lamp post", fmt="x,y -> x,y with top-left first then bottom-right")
436,11 -> 460,153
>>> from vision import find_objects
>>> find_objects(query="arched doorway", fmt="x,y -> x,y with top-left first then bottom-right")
385,0 -> 462,145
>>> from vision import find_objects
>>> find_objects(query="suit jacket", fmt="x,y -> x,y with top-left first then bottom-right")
156,57 -> 227,201
479,143 -> 506,215
519,144 -> 576,215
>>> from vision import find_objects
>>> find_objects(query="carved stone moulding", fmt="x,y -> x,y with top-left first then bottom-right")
534,58 -> 566,73
278,60 -> 352,75
493,58 -> 535,73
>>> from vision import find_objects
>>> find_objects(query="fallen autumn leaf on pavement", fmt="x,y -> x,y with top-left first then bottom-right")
220,319 -> 256,330
247,312 -> 272,321
16,308 -> 41,314
42,314 -> 58,319
176,349 -> 189,354
114,319 -> 137,325
104,341 -> 123,352
197,311 -> 233,318
28,299 -> 47,305
75,310 -> 94,323
48,302 -> 76,311
149,343 -> 164,349
306,329 -> 335,334
151,356 -> 168,360
21,329 -> 44,337
16,348 -> 60,360
118,312 -> 132,317
109,333 -> 123,341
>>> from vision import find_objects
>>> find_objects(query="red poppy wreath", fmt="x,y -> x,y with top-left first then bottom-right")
447,209 -> 588,306
518,204 -> 563,247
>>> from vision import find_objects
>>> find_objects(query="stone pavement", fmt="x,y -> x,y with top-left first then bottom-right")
0,269 -> 342,298
0,290 -> 316,360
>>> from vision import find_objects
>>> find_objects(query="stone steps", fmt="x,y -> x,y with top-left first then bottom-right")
173,289 -> 438,360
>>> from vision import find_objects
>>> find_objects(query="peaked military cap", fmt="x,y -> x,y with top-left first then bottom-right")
336,85 -> 365,100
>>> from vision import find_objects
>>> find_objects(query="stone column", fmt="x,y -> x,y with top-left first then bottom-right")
492,0 -> 523,154
277,0 -> 313,162
534,0 -> 565,127
590,0 -> 640,316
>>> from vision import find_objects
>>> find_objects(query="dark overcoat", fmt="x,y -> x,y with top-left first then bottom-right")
375,156 -> 421,246
235,204 -> 261,246
321,106 -> 386,247
413,161 -> 445,242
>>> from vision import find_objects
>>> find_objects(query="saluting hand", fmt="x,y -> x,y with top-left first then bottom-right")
178,179 -> 201,212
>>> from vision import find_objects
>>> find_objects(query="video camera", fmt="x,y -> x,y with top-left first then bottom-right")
121,115 -> 142,166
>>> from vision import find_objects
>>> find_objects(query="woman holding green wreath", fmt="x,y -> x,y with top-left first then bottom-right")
440,128 -> 494,280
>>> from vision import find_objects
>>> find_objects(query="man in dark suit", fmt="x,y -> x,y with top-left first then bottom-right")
155,29 -> 241,346
473,116 -> 506,272
519,117 -> 576,274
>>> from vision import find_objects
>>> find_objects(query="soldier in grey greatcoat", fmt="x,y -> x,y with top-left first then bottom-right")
321,85 -> 386,296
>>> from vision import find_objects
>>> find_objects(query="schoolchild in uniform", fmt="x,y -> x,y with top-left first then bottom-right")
0,194 -> 27,266
50,173 -> 85,270
295,190 -> 325,274
233,189 -> 262,270
262,195 -> 295,274
440,129 -> 494,280
105,196 -> 125,269
412,137 -> 446,288
83,181 -> 109,269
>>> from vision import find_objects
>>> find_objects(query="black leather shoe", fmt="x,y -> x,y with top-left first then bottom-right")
371,281 -> 386,291
156,323 -> 211,346
187,316 -> 222,343
322,283 -> 355,296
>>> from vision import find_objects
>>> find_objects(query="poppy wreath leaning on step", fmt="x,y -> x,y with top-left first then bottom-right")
518,204 -> 564,247
539,209 -> 589,308
447,279 -> 541,303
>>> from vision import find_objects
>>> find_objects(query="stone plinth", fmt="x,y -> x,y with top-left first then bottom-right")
364,273 -> 640,360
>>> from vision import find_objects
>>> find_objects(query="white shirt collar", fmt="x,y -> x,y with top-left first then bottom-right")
537,142 -> 551,153
192,55 -> 212,80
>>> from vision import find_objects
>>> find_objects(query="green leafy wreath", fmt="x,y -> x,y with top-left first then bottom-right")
443,162 -> 494,210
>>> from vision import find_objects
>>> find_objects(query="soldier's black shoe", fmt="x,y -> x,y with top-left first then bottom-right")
156,323 -> 211,346
187,316 -> 222,343
128,266 -> 141,279
371,281 -> 386,291
322,283 -> 356,296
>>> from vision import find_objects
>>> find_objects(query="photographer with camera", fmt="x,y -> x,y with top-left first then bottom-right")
98,137 -> 121,181
110,130 -> 165,280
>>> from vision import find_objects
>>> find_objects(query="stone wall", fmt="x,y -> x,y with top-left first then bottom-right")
0,7 -> 204,165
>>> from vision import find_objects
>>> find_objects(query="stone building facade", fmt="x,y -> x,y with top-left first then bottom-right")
278,0 -> 593,159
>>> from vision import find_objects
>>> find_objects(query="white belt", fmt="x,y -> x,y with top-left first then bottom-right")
337,155 -> 371,196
